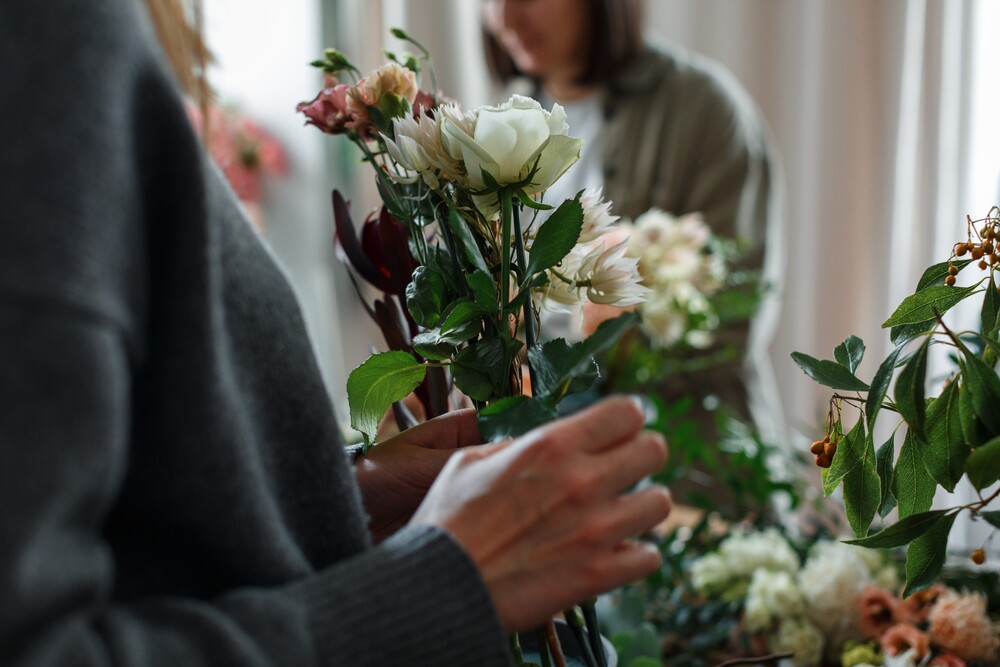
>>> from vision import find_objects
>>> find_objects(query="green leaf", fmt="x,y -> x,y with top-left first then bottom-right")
958,373 -> 989,447
446,207 -> 490,275
894,338 -> 929,440
477,395 -> 557,442
451,338 -> 509,402
577,311 -> 642,360
961,348 -> 1000,432
903,512 -> 958,597
922,381 -> 970,491
893,431 -> 937,519
467,271 -> 498,308
524,195 -> 584,278
891,319 -> 937,345
834,335 -> 866,374
411,334 -> 454,361
824,418 -> 865,496
882,284 -> 980,328
514,187 -> 554,210
966,436 -> 1000,491
845,510 -> 949,548
867,345 -> 904,430
347,351 -> 427,445
980,510 -> 1000,530
527,339 -> 599,406
842,433 -> 881,537
439,298 -> 493,335
405,266 -> 448,328
875,434 -> 897,518
915,259 -> 973,291
790,352 -> 871,392
982,270 -> 999,337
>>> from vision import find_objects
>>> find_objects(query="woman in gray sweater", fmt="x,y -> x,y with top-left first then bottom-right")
0,0 -> 671,665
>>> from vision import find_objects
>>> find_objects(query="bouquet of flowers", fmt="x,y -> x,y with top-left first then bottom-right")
791,208 -> 1000,595
296,30 -> 647,666
605,523 -> 998,667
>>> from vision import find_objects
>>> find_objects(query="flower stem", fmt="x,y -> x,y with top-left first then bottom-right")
581,600 -> 608,667
509,634 -> 525,665
535,627 -> 553,667
512,202 -> 539,392
563,608 -> 598,667
500,189 -> 515,395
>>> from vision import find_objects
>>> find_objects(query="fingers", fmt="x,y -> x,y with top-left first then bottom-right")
389,408 -> 481,450
553,395 -> 646,453
591,431 -> 668,498
592,485 -> 672,546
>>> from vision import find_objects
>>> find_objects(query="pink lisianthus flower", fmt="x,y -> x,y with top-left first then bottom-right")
927,590 -> 1000,663
857,587 -> 899,640
879,624 -> 930,660
296,80 -> 358,136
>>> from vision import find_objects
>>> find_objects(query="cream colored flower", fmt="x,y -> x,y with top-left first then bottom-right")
798,541 -> 871,657
350,62 -> 418,109
578,241 -> 649,307
441,94 -> 582,212
577,187 -> 619,244
385,113 -> 462,190
690,553 -> 729,595
770,618 -> 825,667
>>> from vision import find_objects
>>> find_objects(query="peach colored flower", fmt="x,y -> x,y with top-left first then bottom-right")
857,587 -> 899,640
928,654 -> 966,667
928,590 -> 999,662
880,624 -> 930,659
897,583 -> 946,624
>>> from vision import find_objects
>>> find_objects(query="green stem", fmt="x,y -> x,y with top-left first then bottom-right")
500,189 -> 515,395
512,202 -> 539,393
509,634 -> 525,665
535,627 -> 553,667
563,608 -> 598,667
581,600 -> 608,667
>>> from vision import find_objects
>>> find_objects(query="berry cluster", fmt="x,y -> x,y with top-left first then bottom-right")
809,435 -> 837,468
947,214 -> 1000,285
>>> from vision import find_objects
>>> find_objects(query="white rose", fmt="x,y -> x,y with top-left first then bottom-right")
441,94 -> 582,208
690,553 -> 730,595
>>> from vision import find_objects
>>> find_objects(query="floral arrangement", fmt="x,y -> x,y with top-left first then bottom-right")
296,30 -> 646,666
604,522 -> 999,667
187,103 -> 288,230
791,209 -> 1000,595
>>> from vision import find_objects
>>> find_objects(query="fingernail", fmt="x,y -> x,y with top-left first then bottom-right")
627,394 -> 657,425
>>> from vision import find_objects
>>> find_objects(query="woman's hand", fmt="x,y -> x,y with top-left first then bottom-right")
356,409 -> 482,543
410,396 -> 671,633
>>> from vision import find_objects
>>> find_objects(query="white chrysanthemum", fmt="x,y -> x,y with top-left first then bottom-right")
718,528 -> 801,579
690,553 -> 730,596
578,241 -> 649,306
745,569 -> 805,633
770,618 -> 825,667
577,187 -> 619,244
385,113 -> 462,190
798,541 -> 871,656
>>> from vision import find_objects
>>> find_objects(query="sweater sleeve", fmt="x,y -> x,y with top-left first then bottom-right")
0,1 -> 510,665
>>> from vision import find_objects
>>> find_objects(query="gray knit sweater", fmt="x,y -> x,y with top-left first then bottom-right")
0,1 -> 509,665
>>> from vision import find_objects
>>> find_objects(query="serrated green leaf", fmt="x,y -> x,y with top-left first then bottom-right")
527,340 -> 599,406
439,298 -> 492,335
875,434 -> 897,518
891,319 -> 937,345
405,266 -> 448,328
411,333 -> 454,361
894,338 -> 929,440
962,348 -> 1000,432
882,284 -> 980,328
903,513 -> 958,597
923,381 -> 970,491
845,510 -> 949,548
452,338 -> 509,401
893,431 -> 937,519
866,345 -> 904,430
834,335 -> 866,374
446,206 -> 490,275
790,352 -> 871,391
477,395 -> 556,442
982,270 -> 999,337
842,433 -> 881,537
966,436 -> 1000,491
958,373 -> 988,447
524,195 -> 584,278
347,351 -> 427,445
824,418 -> 865,496
916,259 -> 973,291
980,511 -> 1000,530
467,271 -> 498,308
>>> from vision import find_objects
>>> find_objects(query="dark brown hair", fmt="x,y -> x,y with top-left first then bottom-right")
482,0 -> 644,86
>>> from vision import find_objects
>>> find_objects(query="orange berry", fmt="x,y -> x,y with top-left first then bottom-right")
985,242 -> 995,255
810,440 -> 825,455
972,549 -> 986,565
945,275 -> 957,286
948,264 -> 959,275
972,247 -> 985,260
824,441 -> 837,457
957,243 -> 970,256
815,453 -> 833,468
980,260 -> 990,270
